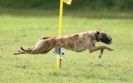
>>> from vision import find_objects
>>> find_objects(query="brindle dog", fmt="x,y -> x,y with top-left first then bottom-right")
14,31 -> 113,58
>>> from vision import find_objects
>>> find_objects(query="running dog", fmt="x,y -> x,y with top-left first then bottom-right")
14,31 -> 113,58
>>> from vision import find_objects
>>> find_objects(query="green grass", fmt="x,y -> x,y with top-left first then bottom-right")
0,9 -> 133,83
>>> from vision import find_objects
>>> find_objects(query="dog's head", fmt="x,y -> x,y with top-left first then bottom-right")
95,31 -> 112,44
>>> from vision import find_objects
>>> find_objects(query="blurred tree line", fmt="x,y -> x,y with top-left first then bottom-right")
0,0 -> 133,11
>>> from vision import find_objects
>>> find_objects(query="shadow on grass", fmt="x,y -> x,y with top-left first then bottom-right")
0,8 -> 133,19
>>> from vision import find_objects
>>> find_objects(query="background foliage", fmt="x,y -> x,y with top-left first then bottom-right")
0,0 -> 133,11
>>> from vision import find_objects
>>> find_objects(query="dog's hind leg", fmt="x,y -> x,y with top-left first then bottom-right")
14,37 -> 56,55
28,39 -> 52,54
14,46 -> 45,55
14,50 -> 28,55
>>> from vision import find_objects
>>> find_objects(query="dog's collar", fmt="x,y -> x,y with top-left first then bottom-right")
95,33 -> 100,42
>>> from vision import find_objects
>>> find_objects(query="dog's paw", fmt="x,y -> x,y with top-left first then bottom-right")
107,48 -> 114,51
13,53 -> 18,55
109,48 -> 114,51
99,54 -> 102,59
89,50 -> 92,53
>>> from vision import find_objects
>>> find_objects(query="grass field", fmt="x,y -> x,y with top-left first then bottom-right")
0,9 -> 133,83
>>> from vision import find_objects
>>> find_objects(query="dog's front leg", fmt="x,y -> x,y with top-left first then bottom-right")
89,46 -> 113,58
89,46 -> 113,53
99,49 -> 104,59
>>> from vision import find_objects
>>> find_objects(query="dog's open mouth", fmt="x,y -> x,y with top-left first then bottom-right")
104,38 -> 112,44
106,41 -> 112,44
107,37 -> 112,44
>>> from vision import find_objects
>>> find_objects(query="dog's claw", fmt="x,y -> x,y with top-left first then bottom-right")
17,50 -> 21,52
99,55 -> 102,59
107,48 -> 114,51
89,50 -> 93,53
14,53 -> 18,55
109,48 -> 114,51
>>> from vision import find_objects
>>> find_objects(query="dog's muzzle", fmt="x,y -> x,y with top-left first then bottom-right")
101,36 -> 112,44
107,36 -> 112,44
105,36 -> 112,44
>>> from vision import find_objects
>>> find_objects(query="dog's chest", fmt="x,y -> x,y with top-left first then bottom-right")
66,36 -> 90,52
72,43 -> 86,52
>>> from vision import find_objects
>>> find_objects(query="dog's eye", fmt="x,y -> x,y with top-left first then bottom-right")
103,34 -> 107,37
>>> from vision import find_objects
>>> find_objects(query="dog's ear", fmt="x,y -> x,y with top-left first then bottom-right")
96,31 -> 100,35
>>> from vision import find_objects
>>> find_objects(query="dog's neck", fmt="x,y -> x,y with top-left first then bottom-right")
89,31 -> 100,42
95,32 -> 100,42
